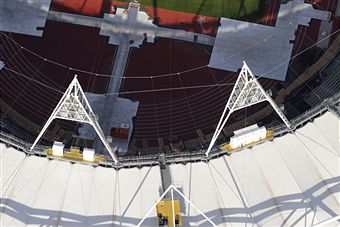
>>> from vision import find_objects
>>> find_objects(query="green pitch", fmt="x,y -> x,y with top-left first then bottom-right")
118,0 -> 265,22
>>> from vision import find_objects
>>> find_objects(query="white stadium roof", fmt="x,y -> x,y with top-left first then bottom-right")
1,111 -> 339,226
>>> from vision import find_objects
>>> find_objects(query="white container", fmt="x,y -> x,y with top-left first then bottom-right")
230,124 -> 266,149
52,141 -> 64,156
83,148 -> 95,162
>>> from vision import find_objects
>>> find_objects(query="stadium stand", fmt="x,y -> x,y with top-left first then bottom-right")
305,53 -> 340,106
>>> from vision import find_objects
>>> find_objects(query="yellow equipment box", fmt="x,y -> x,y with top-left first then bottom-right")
45,147 -> 105,163
156,199 -> 182,227
221,130 -> 273,152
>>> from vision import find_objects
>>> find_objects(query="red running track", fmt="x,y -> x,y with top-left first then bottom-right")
263,0 -> 281,26
50,0 -> 111,18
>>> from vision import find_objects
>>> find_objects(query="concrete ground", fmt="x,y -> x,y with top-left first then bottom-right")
317,20 -> 334,49
209,0 -> 331,81
0,0 -> 51,36
79,93 -> 139,155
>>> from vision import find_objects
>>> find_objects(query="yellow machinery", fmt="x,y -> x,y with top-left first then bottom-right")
156,199 -> 182,227
64,147 -> 83,160
221,130 -> 273,152
45,147 -> 105,163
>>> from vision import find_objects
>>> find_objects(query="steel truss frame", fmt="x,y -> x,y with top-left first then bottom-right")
206,62 -> 292,156
30,75 -> 118,163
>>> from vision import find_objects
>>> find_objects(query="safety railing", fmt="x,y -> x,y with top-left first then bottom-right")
1,92 -> 339,169
269,92 -> 339,136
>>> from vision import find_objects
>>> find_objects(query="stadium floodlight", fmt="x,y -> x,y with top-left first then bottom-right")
137,184 -> 217,227
30,75 -> 118,164
205,62 -> 292,156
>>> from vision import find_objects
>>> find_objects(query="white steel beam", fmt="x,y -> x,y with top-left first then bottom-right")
312,215 -> 340,227
206,62 -> 292,156
171,187 -> 176,227
30,75 -> 118,164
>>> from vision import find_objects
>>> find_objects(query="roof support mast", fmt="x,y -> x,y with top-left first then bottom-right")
30,75 -> 118,164
205,62 -> 292,156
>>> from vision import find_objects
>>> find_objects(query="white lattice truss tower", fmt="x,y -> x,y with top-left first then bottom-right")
137,184 -> 217,227
30,75 -> 118,164
205,62 -> 293,156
